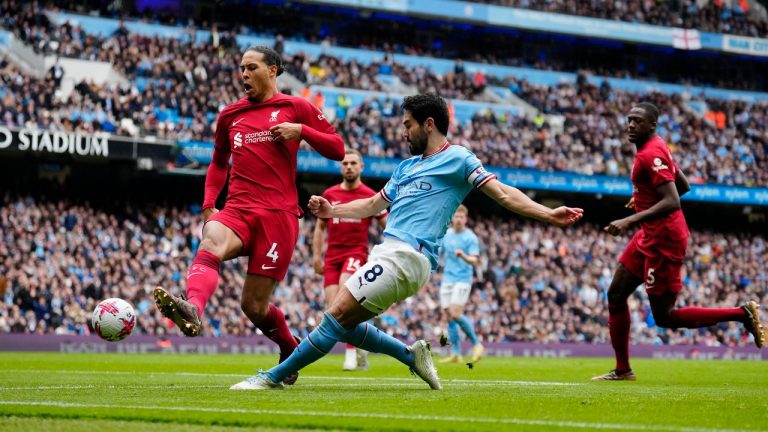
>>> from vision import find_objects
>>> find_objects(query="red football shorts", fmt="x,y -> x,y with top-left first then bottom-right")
323,253 -> 367,287
207,207 -> 299,280
619,231 -> 683,296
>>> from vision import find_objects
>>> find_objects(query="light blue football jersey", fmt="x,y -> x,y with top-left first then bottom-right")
379,143 -> 495,269
441,227 -> 479,284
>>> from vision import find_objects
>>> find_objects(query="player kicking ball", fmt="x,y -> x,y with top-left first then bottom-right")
593,102 -> 766,381
153,46 -> 345,385
439,205 -> 485,364
230,93 -> 583,391
312,148 -> 387,371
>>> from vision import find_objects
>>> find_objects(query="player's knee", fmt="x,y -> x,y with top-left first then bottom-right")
607,289 -> 626,306
198,237 -> 222,255
653,312 -> 679,329
240,301 -> 268,324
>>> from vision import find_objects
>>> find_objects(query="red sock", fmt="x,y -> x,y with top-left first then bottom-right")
345,343 -> 355,350
185,250 -> 221,318
258,304 -> 299,356
608,303 -> 631,372
667,307 -> 746,328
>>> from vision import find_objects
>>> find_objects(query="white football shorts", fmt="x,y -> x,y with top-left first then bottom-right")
439,282 -> 472,309
344,238 -> 431,314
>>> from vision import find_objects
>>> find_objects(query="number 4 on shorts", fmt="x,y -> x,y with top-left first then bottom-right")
266,242 -> 279,263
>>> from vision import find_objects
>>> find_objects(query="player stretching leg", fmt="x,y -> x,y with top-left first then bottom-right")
153,46 -> 345,385
593,102 -> 766,381
230,93 -> 583,390
312,149 -> 387,371
439,205 -> 484,364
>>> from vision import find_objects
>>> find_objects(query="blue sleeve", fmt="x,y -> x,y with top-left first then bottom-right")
464,153 -> 497,189
380,164 -> 400,202
467,233 -> 480,256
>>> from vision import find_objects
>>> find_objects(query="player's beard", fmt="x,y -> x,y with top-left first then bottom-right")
407,128 -> 428,155
343,172 -> 359,183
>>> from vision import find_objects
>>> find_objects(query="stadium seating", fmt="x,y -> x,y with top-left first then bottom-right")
467,0 -> 768,38
1,196 -> 763,348
1,3 -> 767,187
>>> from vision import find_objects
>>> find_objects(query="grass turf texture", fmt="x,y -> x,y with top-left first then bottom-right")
0,352 -> 766,431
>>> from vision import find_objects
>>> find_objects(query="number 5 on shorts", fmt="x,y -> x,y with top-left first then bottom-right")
266,242 -> 279,263
646,268 -> 655,285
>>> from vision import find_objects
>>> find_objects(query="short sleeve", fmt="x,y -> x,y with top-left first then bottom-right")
467,233 -> 480,256
380,164 -> 401,203
644,147 -> 676,188
464,153 -> 496,189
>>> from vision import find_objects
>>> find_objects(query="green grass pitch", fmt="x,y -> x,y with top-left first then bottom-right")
0,352 -> 766,431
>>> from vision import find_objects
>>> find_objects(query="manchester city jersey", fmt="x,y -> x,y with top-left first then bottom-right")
441,227 -> 479,284
378,143 -> 495,269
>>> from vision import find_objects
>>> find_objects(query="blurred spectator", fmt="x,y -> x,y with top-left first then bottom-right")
467,0 -> 768,38
0,195 -> 764,349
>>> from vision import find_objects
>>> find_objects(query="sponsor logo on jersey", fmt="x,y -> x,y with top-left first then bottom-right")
652,157 -> 669,172
233,132 -> 242,148
232,118 -> 245,127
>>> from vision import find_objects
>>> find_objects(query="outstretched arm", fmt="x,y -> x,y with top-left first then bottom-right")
309,193 -> 390,220
480,179 -> 583,227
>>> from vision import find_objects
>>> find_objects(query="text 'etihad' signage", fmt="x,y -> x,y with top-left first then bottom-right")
0,126 -> 109,157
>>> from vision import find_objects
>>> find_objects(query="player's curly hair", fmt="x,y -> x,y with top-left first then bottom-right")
245,45 -> 285,76
401,93 -> 450,136
634,102 -> 659,123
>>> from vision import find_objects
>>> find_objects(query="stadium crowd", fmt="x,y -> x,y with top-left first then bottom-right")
337,85 -> 768,187
468,0 -> 768,38
2,39 -> 766,187
1,2 -> 766,186
1,195 -> 765,349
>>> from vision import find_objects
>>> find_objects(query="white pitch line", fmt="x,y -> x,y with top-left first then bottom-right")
0,400 -> 762,432
0,369 -> 581,386
0,385 -> 222,391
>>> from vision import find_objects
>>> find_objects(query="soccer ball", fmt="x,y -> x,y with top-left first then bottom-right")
91,298 -> 136,342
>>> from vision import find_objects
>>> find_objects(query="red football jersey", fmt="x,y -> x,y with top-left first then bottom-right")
630,135 -> 690,260
212,93 -> 339,216
322,183 -> 387,259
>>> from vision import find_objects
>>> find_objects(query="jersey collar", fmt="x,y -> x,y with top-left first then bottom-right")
421,141 -> 451,160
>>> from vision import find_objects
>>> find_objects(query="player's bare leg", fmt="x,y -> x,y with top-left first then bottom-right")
241,274 -> 300,384
338,271 -> 369,370
649,291 -> 764,348
155,221 -> 242,337
593,264 -> 642,381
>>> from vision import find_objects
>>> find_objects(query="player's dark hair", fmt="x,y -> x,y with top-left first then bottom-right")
245,45 -> 285,76
401,93 -> 450,136
634,102 -> 659,123
345,148 -> 363,159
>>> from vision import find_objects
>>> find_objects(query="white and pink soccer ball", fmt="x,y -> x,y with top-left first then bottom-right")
91,298 -> 136,342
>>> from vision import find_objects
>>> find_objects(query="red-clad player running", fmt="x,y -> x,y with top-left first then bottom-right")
593,102 -> 766,381
153,46 -> 344,384
312,149 -> 387,371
